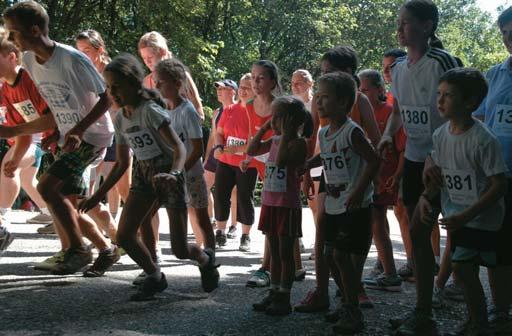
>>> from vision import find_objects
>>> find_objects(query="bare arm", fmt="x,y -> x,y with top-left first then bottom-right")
246,120 -> 272,157
185,72 -> 204,122
0,113 -> 56,138
358,94 -> 381,145
158,121 -> 186,172
70,92 -> 111,136
185,138 -> 204,171
381,99 -> 403,143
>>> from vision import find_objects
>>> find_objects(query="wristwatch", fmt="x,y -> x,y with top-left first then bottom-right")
213,144 -> 224,152
170,170 -> 183,177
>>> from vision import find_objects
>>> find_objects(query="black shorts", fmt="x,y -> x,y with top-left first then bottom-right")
324,208 -> 372,255
402,158 -> 440,208
497,179 -> 512,266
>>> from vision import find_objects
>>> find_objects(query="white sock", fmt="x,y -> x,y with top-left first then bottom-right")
40,208 -> 51,216
435,256 -> 440,264
0,208 -> 11,216
147,266 -> 161,280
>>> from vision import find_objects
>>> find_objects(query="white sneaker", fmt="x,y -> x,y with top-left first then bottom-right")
432,285 -> 444,309
26,213 -> 53,225
0,227 -> 14,255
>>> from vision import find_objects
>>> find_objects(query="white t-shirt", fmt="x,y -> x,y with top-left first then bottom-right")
319,118 -> 373,215
391,48 -> 458,162
431,120 -> 508,231
167,99 -> 204,177
22,43 -> 114,148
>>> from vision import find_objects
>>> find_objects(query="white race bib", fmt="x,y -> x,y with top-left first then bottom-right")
400,105 -> 431,138
12,99 -> 39,122
263,162 -> 286,192
321,152 -> 350,185
255,152 -> 269,163
0,106 -> 6,124
492,104 -> 512,137
54,111 -> 81,135
127,129 -> 162,160
442,168 -> 478,206
226,136 -> 247,155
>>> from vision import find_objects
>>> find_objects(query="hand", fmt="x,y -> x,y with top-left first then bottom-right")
439,213 -> 468,232
345,189 -> 363,211
0,125 -> 15,139
78,194 -> 102,213
377,135 -> 393,156
213,146 -> 224,160
417,195 -> 435,225
63,127 -> 84,152
41,131 -> 59,153
3,159 -> 20,178
281,113 -> 297,136
152,173 -> 178,195
239,159 -> 250,173
223,146 -> 239,155
385,173 -> 401,193
302,172 -> 315,200
423,165 -> 443,189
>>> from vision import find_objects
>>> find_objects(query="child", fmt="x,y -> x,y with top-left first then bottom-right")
249,96 -> 307,315
2,2 -> 119,275
153,58 -> 215,252
307,72 -> 380,334
78,53 -> 219,301
421,68 -> 508,335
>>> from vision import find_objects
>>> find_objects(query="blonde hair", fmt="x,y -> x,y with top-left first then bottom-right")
0,26 -> 21,64
292,69 -> 314,84
240,73 -> 252,82
138,31 -> 173,58
76,29 -> 111,69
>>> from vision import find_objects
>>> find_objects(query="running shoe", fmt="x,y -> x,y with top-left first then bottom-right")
325,300 -> 344,323
0,227 -> 14,255
253,289 -> 275,312
488,304 -> 512,335
133,271 -> 147,286
265,291 -> 292,316
215,229 -> 226,247
130,272 -> 168,301
34,250 -> 65,270
83,246 -> 121,277
239,234 -> 250,252
294,288 -> 330,312
226,225 -> 237,239
294,268 -> 306,281
332,304 -> 364,334
432,285 -> 445,309
246,268 -> 270,287
363,266 -> 384,285
37,223 -> 56,234
393,309 -> 437,335
443,281 -> 465,302
365,273 -> 403,292
26,213 -> 53,225
358,288 -> 374,308
52,246 -> 93,275
398,263 -> 414,280
199,248 -> 220,292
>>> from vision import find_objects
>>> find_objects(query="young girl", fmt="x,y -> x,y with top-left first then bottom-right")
78,53 -> 219,301
153,57 -> 215,251
249,96 -> 307,315
307,72 -> 380,334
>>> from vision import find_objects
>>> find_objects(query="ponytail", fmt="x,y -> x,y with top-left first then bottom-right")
140,88 -> 167,109
429,32 -> 444,50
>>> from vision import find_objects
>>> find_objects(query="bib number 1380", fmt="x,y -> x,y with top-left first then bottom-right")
400,105 -> 431,138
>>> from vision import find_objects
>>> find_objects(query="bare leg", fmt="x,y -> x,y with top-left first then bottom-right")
453,261 -> 488,328
372,206 -> 397,274
167,207 -> 208,265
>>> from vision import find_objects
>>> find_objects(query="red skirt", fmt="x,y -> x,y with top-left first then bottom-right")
258,205 -> 302,237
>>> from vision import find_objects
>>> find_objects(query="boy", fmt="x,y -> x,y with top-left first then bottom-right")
421,68 -> 508,335
1,1 -> 118,275
305,72 -> 380,334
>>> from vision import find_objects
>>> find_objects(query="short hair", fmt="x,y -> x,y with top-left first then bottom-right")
240,72 -> 252,82
0,26 -> 21,63
318,72 -> 357,112
155,58 -> 188,84
498,6 -> 512,29
321,45 -> 358,75
138,31 -> 172,58
439,68 -> 488,111
358,69 -> 385,89
3,1 -> 49,35
383,49 -> 407,59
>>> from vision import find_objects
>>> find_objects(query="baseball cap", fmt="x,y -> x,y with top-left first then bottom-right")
214,79 -> 238,91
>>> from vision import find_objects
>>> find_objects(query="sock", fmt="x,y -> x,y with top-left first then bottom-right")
40,208 -> 51,216
0,208 -> 10,216
147,266 -> 161,280
435,256 -> 440,264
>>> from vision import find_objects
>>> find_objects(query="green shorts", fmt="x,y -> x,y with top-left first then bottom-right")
45,142 -> 105,196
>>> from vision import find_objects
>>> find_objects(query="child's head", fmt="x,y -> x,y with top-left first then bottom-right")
398,0 -> 443,49
270,96 -> 307,135
238,73 -> 254,104
498,6 -> 512,55
0,27 -> 21,77
320,46 -> 358,76
437,68 -> 488,119
251,60 -> 283,96
138,31 -> 172,72
358,69 -> 386,105
214,79 -> 237,105
104,53 -> 165,109
3,1 -> 49,51
382,49 -> 406,83
291,69 -> 314,97
75,30 -> 110,70
316,72 -> 357,121
154,58 -> 187,101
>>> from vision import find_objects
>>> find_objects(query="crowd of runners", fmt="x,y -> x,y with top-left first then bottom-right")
0,1 -> 511,335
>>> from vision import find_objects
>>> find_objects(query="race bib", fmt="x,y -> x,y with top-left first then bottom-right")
492,104 -> 512,137
442,168 -> 478,206
54,111 -> 81,134
226,136 -> 247,155
0,106 -> 6,124
321,152 -> 350,185
127,129 -> 162,160
400,105 -> 431,138
263,162 -> 286,192
255,152 -> 269,163
12,99 -> 39,122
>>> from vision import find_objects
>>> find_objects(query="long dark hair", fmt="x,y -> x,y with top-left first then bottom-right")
403,0 -> 444,49
253,60 -> 283,95
105,53 -> 166,108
